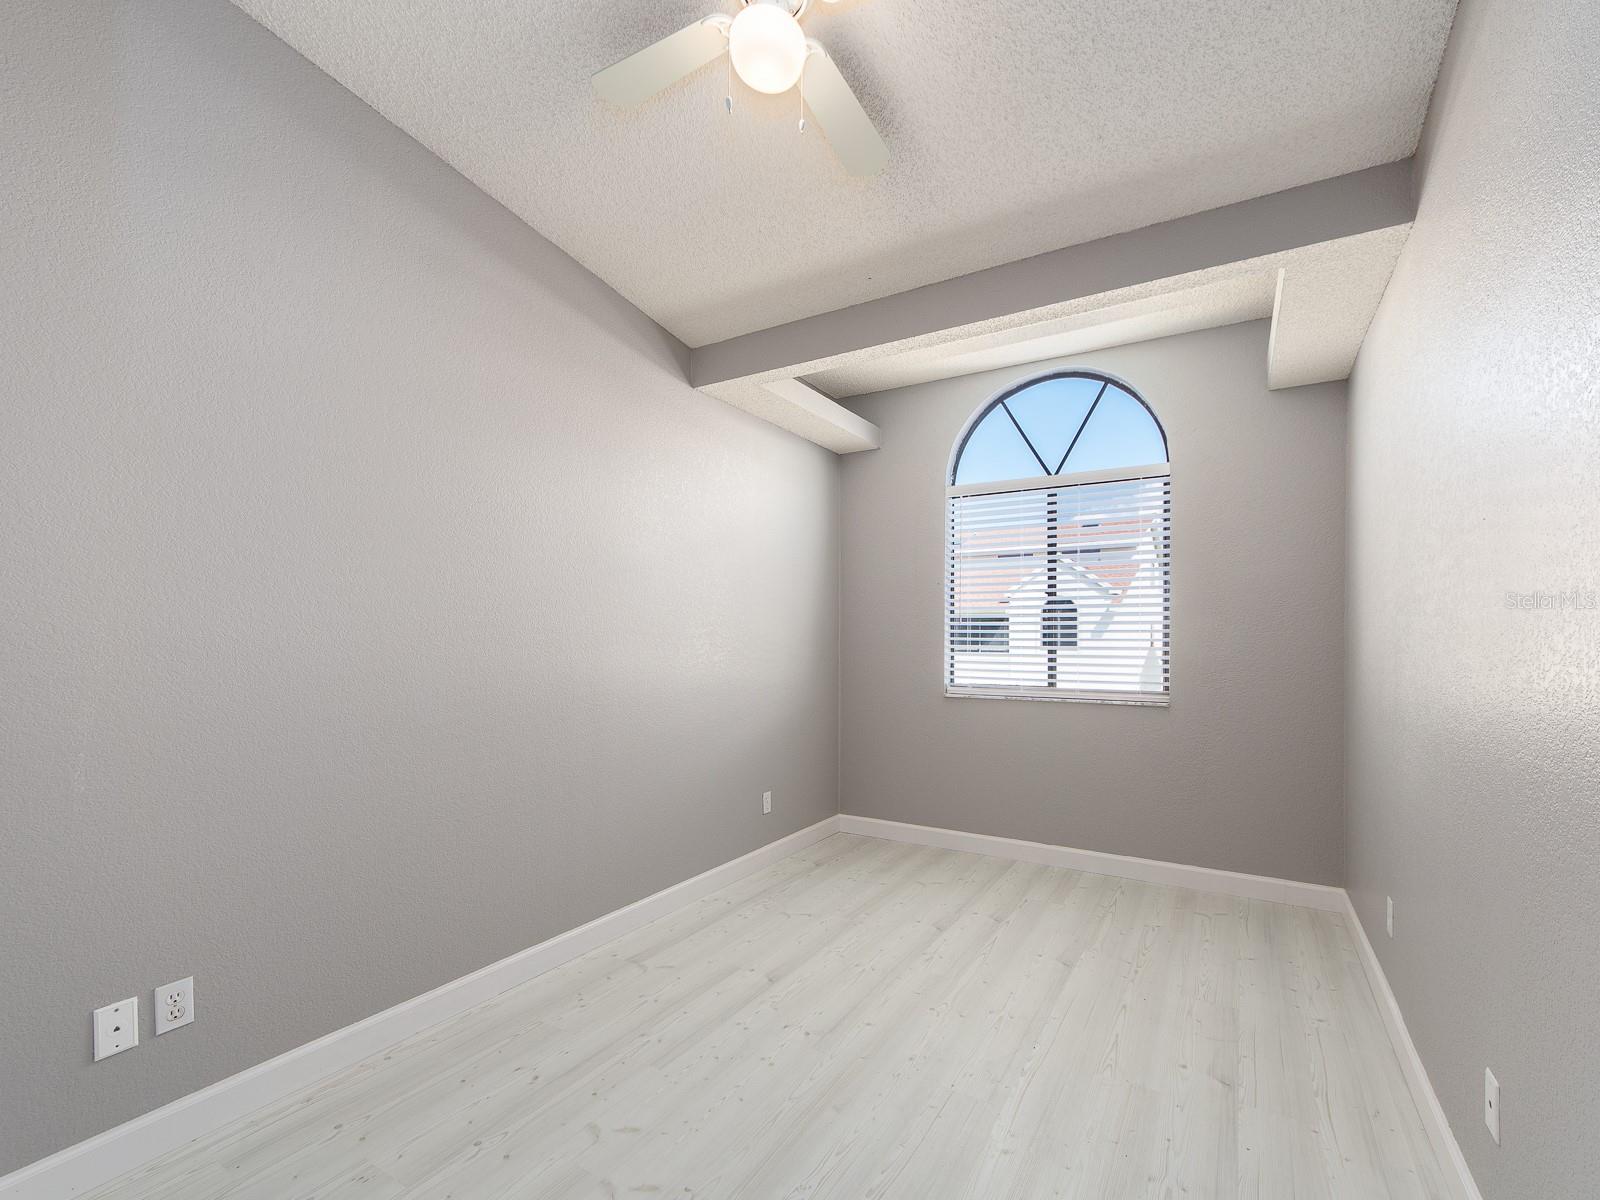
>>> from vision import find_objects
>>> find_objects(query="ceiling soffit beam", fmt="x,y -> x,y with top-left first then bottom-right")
1266,222 -> 1411,389
689,159 -> 1417,389
760,378 -> 881,453
806,272 -> 1281,398
694,376 -> 883,455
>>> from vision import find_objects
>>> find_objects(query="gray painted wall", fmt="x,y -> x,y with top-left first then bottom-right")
0,0 -> 837,1174
839,322 -> 1347,885
1345,0 -> 1600,1193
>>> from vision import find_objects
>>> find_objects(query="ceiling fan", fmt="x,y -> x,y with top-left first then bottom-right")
592,0 -> 888,177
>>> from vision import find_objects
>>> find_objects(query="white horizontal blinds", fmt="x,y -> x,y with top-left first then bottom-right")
947,472 -> 1171,699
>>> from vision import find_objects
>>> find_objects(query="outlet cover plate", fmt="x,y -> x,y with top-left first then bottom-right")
93,997 -> 139,1061
155,976 -> 195,1035
762,790 -> 772,814
1484,1067 -> 1500,1143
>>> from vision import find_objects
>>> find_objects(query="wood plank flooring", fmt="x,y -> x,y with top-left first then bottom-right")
86,834 -> 1450,1199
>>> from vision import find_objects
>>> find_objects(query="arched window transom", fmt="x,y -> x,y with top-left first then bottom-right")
946,371 -> 1171,704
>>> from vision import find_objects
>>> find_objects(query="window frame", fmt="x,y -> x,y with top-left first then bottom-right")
943,369 -> 1172,707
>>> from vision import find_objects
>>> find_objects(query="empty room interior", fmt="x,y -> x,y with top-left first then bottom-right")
3,0 -> 1597,1197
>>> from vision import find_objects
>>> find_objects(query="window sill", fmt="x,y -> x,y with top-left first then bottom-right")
945,688 -> 1169,707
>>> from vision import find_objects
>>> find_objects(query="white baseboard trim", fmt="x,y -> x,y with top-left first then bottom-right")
3,814 -> 1482,1200
0,816 -> 842,1200
1341,893 -> 1484,1200
837,814 -> 1346,911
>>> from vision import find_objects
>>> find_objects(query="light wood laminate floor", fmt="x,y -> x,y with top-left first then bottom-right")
88,834 -> 1450,1199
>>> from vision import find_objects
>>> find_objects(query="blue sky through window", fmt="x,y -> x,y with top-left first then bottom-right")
1060,388 -> 1166,474
953,403 -> 1040,484
953,376 -> 1166,485
1000,376 -> 1100,471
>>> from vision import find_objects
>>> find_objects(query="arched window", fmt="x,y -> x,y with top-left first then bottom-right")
946,371 -> 1170,703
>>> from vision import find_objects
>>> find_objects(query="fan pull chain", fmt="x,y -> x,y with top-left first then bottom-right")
725,52 -> 733,114
798,66 -> 806,133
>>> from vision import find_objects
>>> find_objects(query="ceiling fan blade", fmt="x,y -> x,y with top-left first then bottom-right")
592,17 -> 730,108
803,48 -> 888,177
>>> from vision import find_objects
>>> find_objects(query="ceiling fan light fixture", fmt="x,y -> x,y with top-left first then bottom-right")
727,2 -> 809,95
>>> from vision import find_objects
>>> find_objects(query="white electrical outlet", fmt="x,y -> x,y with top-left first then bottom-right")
1484,1068 -> 1500,1143
154,976 -> 195,1035
93,997 -> 138,1061
762,790 -> 772,815
1386,895 -> 1394,938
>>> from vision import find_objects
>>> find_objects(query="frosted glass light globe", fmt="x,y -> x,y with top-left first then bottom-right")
727,3 -> 808,95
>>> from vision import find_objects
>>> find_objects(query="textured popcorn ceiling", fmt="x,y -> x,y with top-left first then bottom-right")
232,0 -> 1456,347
